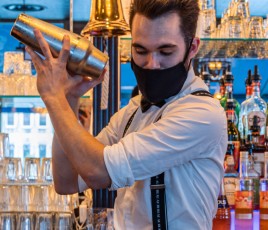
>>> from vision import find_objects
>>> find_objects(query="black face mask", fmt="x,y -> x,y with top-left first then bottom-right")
131,39 -> 193,104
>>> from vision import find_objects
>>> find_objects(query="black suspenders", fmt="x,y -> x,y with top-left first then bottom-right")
122,90 -> 212,230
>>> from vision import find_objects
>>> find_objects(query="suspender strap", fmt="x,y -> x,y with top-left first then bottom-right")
151,172 -> 167,230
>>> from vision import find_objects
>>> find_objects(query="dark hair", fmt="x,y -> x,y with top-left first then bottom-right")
129,0 -> 200,45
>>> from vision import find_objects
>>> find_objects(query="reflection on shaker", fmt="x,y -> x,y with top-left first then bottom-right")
10,13 -> 108,79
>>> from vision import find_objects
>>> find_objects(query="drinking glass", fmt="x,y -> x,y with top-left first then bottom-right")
38,184 -> 55,212
198,9 -> 216,38
14,61 -> 33,96
16,212 -> 34,230
19,185 -> 39,212
0,133 -> 10,160
0,184 -> 12,211
107,208 -> 114,230
0,212 -> 16,230
35,212 -> 53,230
227,16 -> 246,38
41,157 -> 53,182
54,193 -> 72,212
3,51 -> 24,75
24,157 -> 40,182
198,0 -> 215,10
233,0 -> 250,21
54,212 -> 73,230
3,157 -> 23,182
248,16 -> 265,38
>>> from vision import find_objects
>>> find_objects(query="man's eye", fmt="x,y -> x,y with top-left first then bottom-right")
160,50 -> 173,56
135,49 -> 148,55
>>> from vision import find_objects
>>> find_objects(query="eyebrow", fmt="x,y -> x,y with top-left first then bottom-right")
132,43 -> 177,49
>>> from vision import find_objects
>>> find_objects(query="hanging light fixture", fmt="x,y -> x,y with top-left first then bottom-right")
4,0 -> 45,12
81,0 -> 130,37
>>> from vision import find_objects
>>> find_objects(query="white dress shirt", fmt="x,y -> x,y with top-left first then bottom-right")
95,67 -> 227,230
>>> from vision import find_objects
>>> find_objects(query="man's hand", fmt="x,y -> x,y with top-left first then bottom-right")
26,29 -> 105,104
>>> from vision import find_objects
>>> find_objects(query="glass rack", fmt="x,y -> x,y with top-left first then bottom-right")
120,37 -> 268,61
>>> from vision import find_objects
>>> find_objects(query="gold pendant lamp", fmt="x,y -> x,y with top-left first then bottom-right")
81,0 -> 130,37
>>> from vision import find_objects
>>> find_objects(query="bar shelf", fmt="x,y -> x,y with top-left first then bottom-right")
120,37 -> 268,61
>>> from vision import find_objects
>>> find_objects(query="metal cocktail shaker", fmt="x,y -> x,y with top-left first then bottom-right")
10,13 -> 109,79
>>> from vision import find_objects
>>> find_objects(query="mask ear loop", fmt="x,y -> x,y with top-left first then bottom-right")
182,38 -> 194,71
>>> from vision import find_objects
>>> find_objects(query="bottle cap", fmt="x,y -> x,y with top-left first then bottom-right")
251,65 -> 261,81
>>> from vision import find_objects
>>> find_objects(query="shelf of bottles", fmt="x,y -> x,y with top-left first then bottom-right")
209,60 -> 268,229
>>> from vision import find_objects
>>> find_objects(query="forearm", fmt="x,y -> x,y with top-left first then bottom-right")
52,134 -> 80,194
51,95 -> 87,194
44,94 -> 111,190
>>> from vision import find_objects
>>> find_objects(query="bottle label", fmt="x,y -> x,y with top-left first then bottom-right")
224,177 -> 237,206
247,112 -> 266,127
226,155 -> 235,166
260,191 -> 268,208
217,195 -> 229,208
247,111 -> 266,145
235,191 -> 253,209
228,141 -> 240,170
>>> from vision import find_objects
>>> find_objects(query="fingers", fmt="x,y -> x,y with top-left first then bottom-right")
34,29 -> 53,61
25,46 -> 43,72
58,35 -> 71,64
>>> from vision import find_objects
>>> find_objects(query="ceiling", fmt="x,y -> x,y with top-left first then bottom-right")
0,0 -> 267,22
0,0 -> 91,21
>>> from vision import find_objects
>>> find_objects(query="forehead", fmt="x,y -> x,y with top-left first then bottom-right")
131,12 -> 185,49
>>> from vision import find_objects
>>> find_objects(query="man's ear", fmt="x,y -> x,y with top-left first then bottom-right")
188,37 -> 200,60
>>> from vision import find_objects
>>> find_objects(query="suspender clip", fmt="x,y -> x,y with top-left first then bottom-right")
150,184 -> 165,190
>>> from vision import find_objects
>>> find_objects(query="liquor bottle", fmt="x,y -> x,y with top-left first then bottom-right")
235,151 -> 253,220
226,97 -> 240,171
247,141 -> 260,210
224,147 -> 239,209
224,143 -> 235,169
260,152 -> 268,229
219,77 -> 225,99
200,64 -> 211,90
238,70 -> 252,145
220,65 -> 240,126
243,65 -> 267,146
250,116 -> 266,178
213,179 -> 231,230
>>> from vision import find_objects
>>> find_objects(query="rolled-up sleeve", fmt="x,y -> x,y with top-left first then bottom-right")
104,143 -> 135,190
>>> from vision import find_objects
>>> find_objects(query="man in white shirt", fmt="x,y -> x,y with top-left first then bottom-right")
26,0 -> 227,229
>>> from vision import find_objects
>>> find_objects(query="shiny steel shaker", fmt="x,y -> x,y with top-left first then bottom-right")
10,13 -> 109,79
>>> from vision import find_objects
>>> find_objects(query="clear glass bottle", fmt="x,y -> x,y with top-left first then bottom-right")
243,65 -> 267,146
224,147 -> 239,209
260,152 -> 268,229
235,151 -> 253,220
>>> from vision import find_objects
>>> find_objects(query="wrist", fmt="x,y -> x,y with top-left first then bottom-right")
66,94 -> 80,113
